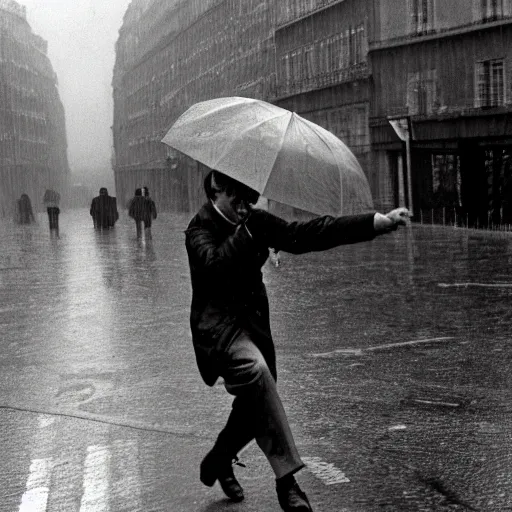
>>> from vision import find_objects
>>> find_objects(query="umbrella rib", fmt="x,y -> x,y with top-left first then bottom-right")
302,119 -> 345,214
261,113 -> 295,195
212,112 -> 290,172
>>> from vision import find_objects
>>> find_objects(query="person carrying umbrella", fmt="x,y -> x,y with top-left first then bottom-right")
164,97 -> 410,511
185,170 -> 408,511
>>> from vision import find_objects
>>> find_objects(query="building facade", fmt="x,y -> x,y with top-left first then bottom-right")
112,0 -> 275,211
0,0 -> 69,217
113,0 -> 512,224
271,0 -> 380,212
370,0 -> 512,226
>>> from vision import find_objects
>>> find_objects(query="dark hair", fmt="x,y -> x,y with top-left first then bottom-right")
135,188 -> 142,196
204,171 -> 260,204
99,187 -> 108,195
143,186 -> 149,196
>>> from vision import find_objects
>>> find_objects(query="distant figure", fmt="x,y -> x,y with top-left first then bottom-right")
90,187 -> 119,229
142,186 -> 157,233
43,189 -> 60,233
16,194 -> 35,225
128,187 -> 157,238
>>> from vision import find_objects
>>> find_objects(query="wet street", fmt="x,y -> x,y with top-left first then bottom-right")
1,209 -> 512,511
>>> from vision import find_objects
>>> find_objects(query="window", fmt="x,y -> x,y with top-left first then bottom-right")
407,70 -> 438,115
410,0 -> 434,33
355,25 -> 366,64
304,45 -> 315,80
475,59 -> 505,107
432,154 -> 461,207
332,35 -> 343,70
481,0 -> 504,19
282,54 -> 291,83
349,28 -> 356,65
353,105 -> 369,148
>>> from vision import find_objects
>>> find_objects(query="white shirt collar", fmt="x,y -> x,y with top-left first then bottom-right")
211,200 -> 237,226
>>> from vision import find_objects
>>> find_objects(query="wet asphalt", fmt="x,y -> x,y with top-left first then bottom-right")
1,209 -> 512,511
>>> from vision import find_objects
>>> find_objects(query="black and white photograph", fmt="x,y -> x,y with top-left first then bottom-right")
1,1 -> 512,511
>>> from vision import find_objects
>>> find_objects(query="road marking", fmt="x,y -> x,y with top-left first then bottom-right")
302,457 -> 350,485
408,399 -> 461,407
38,416 -> 55,429
439,282 -> 512,288
19,415 -> 56,511
312,337 -> 455,358
80,445 -> 111,512
19,459 -> 50,512
388,424 -> 407,431
113,440 -> 141,511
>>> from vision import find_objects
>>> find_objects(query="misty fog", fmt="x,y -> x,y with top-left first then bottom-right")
22,0 -> 132,191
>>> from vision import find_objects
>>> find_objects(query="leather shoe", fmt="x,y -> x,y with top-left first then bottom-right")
276,481 -> 313,511
200,449 -> 244,502
218,473 -> 244,502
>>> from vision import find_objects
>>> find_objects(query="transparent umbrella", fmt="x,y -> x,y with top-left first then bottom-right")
162,97 -> 373,216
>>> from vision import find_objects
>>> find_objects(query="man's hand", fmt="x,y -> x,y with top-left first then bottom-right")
373,207 -> 411,232
386,207 -> 411,226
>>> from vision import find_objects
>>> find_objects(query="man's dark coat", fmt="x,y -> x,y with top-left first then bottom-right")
185,202 -> 377,386
90,195 -> 119,228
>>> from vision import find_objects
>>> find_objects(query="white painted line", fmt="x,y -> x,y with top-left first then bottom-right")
388,424 -> 407,431
409,399 -> 461,407
439,282 -> 512,288
38,416 -> 55,429
312,337 -> 455,358
364,337 -> 455,352
113,440 -> 141,510
302,457 -> 350,485
19,459 -> 50,512
80,445 -> 111,512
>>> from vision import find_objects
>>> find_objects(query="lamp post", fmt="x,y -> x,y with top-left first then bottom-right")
388,116 -> 414,215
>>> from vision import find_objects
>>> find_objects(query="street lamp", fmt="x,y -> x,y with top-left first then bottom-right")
388,115 -> 414,215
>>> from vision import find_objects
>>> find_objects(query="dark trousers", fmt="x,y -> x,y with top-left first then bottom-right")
135,219 -> 152,238
47,207 -> 59,230
215,331 -> 304,479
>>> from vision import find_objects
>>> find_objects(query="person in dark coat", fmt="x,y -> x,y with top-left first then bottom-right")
90,187 -> 119,229
128,187 -> 157,238
185,170 -> 409,511
142,186 -> 157,236
16,194 -> 35,224
43,189 -> 60,233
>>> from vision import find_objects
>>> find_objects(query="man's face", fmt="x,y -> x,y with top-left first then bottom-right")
215,190 -> 251,223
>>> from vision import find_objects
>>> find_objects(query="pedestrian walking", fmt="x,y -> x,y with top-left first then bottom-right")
185,170 -> 410,511
128,187 -> 157,238
16,194 -> 35,225
90,187 -> 119,229
43,189 -> 60,233
142,186 -> 157,238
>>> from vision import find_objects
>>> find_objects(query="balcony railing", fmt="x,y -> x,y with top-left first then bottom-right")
276,0 -> 346,29
370,15 -> 512,51
272,62 -> 369,100
370,104 -> 512,126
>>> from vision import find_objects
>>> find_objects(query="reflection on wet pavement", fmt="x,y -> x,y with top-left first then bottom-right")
1,210 -> 512,510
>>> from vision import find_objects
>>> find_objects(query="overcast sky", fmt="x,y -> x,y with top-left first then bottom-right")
22,0 -> 132,175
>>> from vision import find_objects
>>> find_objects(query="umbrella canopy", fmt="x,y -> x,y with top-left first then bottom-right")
161,97 -> 373,216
